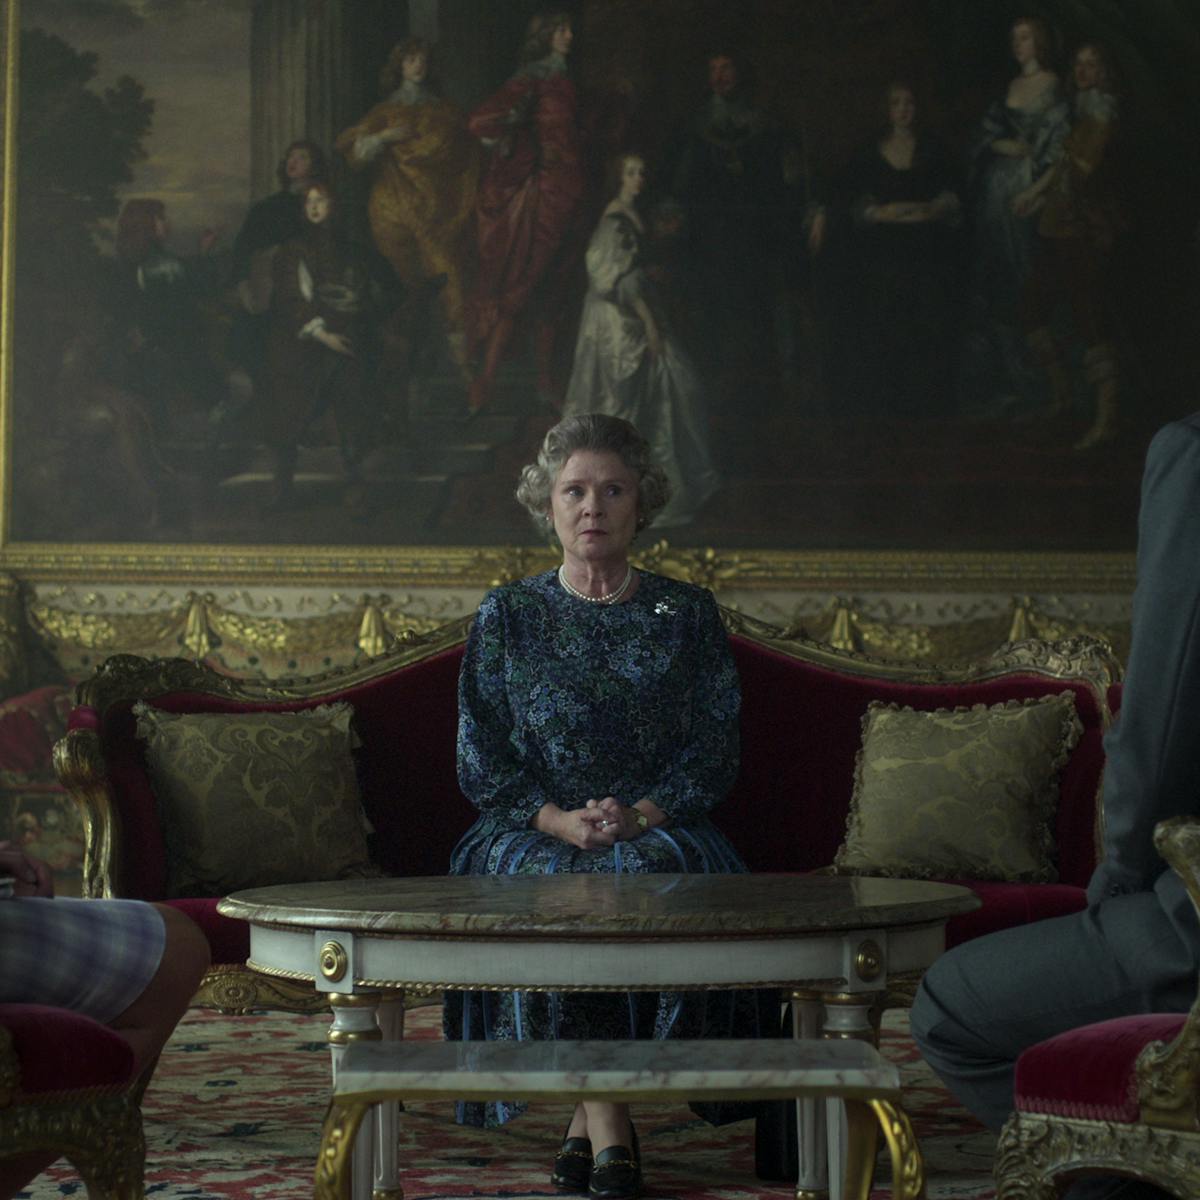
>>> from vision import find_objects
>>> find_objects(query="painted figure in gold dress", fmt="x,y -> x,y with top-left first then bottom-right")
336,38 -> 479,379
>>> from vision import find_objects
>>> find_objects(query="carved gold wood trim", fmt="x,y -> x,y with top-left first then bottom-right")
12,568 -> 1136,740
0,543 -> 1137,594
722,604 -> 1121,695
245,958 -> 849,993
799,596 -> 1130,667
53,727 -> 117,899
25,588 -> 461,678
316,1099 -> 371,1200
17,582 -> 1135,692
0,1092 -> 146,1199
193,965 -> 329,1015
995,1110 -> 1200,1200
870,1098 -> 926,1200
1134,818 -> 1200,1130
71,614 -> 473,713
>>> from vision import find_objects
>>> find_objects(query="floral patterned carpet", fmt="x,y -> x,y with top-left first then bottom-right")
20,1005 -> 996,1199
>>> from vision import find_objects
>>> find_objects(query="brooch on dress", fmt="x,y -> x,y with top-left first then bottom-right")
654,600 -> 677,616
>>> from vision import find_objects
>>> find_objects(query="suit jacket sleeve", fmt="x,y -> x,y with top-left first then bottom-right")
1089,417 -> 1200,936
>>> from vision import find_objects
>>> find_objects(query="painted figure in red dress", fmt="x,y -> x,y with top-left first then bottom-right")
465,10 -> 587,415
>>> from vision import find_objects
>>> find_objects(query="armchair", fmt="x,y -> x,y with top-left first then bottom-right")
0,1004 -> 146,1199
995,816 -> 1200,1199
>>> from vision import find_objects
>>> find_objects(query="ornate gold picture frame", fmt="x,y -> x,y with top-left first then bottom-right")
4,0 -> 1178,593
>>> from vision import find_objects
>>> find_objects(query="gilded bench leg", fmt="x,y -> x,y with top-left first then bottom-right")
840,1099 -> 879,1200
870,1098 -> 925,1200
316,1099 -> 372,1200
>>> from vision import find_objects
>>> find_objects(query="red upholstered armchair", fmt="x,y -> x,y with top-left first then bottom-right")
53,605 -> 1119,1013
0,1004 -> 146,1197
995,816 -> 1200,1200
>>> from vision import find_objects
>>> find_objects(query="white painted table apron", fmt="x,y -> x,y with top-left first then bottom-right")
218,872 -> 978,1200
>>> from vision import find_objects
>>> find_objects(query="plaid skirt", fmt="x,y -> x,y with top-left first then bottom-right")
0,896 -> 165,1022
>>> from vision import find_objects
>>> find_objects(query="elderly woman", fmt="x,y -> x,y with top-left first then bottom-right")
445,413 -> 762,1200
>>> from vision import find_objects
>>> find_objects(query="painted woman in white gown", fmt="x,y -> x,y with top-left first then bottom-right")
563,154 -> 719,528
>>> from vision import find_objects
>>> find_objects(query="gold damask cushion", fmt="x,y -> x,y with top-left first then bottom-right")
833,693 -> 1083,883
133,702 -> 378,898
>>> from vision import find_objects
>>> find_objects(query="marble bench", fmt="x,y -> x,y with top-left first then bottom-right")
314,1037 -> 926,1200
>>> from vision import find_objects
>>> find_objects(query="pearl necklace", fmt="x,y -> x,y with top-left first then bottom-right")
558,564 -> 633,605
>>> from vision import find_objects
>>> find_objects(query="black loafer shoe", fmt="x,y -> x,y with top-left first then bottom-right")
588,1127 -> 641,1200
551,1135 -> 593,1193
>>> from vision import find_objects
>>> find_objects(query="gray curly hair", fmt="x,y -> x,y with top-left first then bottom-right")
516,414 -> 671,536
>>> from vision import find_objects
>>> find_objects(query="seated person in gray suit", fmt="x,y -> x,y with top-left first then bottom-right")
912,414 -> 1200,1200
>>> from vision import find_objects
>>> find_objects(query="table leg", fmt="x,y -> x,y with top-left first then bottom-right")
328,992 -> 384,1200
374,995 -> 406,1200
820,991 -> 882,1200
790,989 -> 829,1200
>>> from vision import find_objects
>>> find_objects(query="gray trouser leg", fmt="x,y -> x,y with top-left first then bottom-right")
910,893 -> 1196,1133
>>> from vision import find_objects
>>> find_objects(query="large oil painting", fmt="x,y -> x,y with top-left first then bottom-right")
2,0 -> 1198,584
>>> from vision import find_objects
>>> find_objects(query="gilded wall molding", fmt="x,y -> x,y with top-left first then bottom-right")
0,542 -> 1137,594
13,575 -> 1135,691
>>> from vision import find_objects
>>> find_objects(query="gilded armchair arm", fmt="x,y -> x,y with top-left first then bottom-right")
1134,817 -> 1200,1129
1155,818 -> 1200,920
52,728 -> 119,899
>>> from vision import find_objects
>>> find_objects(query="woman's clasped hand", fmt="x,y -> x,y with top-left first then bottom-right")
532,798 -> 655,849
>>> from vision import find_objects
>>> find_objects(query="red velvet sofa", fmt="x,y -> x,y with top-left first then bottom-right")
53,608 -> 1121,1012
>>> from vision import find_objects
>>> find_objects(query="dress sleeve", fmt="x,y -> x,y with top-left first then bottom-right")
586,215 -> 641,299
456,591 -> 551,826
335,104 -> 395,167
640,592 -> 741,821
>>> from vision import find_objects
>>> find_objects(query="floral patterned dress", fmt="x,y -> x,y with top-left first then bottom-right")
444,569 -> 769,1126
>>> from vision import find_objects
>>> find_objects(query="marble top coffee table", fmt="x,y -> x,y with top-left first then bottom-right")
219,872 -> 978,1200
